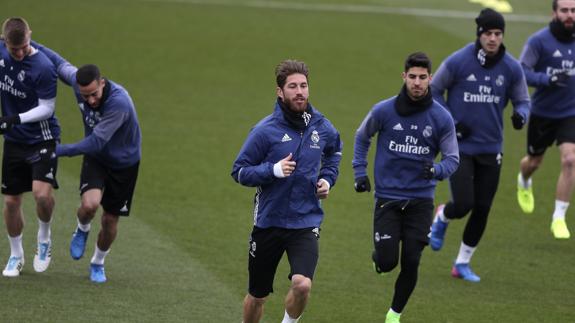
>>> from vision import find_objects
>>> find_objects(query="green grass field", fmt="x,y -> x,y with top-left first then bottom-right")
1,0 -> 574,322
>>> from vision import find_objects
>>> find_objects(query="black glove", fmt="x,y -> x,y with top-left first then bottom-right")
511,112 -> 525,130
25,146 -> 55,164
549,71 -> 570,87
0,115 -> 20,134
454,122 -> 471,140
423,160 -> 435,180
354,176 -> 371,193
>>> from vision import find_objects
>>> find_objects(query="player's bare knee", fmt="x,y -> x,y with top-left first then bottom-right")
291,275 -> 312,297
526,155 -> 543,171
3,196 -> 22,213
246,293 -> 267,306
101,213 -> 119,229
561,152 -> 575,172
80,201 -> 99,215
33,193 -> 53,211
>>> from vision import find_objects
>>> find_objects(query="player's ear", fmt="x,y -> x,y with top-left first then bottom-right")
401,72 -> 407,83
276,86 -> 284,99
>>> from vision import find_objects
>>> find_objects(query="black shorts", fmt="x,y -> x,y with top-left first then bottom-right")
527,115 -> 575,156
373,198 -> 434,245
2,140 -> 58,195
247,226 -> 319,298
80,156 -> 139,216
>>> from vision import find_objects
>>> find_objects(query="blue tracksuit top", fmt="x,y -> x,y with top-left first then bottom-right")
520,27 -> 575,118
0,41 -> 60,144
35,43 -> 141,169
431,43 -> 531,155
352,96 -> 459,200
231,102 -> 342,229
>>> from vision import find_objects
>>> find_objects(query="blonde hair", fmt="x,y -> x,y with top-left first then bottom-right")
2,17 -> 30,45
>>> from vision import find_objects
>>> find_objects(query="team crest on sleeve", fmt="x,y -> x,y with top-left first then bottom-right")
310,130 -> 321,149
423,125 -> 432,137
17,70 -> 25,82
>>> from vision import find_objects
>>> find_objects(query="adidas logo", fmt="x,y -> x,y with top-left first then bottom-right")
120,202 -> 129,212
281,134 -> 292,142
392,123 -> 404,131
466,74 -> 477,81
45,171 -> 54,180
381,234 -> 392,240
553,49 -> 563,57
0,59 -> 4,68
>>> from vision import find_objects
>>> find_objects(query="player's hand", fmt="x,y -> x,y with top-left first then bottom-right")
422,160 -> 435,180
354,176 -> 371,193
0,115 -> 20,134
549,71 -> 570,87
511,112 -> 525,130
316,179 -> 330,199
273,153 -> 296,178
454,123 -> 471,140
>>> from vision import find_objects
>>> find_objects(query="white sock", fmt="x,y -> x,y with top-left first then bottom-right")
455,242 -> 476,264
518,173 -> 532,189
8,234 -> 24,258
553,200 -> 569,221
281,310 -> 300,323
90,245 -> 110,265
77,218 -> 91,232
37,220 -> 51,243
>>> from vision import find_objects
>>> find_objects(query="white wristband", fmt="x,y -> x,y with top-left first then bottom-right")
273,161 -> 286,178
318,178 -> 330,189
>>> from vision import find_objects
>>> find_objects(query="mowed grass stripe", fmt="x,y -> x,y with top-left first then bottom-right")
0,170 -> 240,322
1,0 -> 574,322
136,0 -> 548,23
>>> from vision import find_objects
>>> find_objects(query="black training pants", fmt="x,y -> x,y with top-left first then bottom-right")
373,198 -> 433,313
443,154 -> 502,247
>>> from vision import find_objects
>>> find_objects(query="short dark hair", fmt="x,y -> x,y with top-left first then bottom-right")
2,17 -> 30,45
76,64 -> 101,86
275,59 -> 309,88
553,0 -> 558,11
404,52 -> 432,73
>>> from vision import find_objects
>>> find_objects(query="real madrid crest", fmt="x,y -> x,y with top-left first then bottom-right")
423,125 -> 432,138
310,130 -> 321,149
496,74 -> 504,87
311,130 -> 319,144
17,70 -> 26,82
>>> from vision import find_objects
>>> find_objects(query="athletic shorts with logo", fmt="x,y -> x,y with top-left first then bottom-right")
373,198 -> 434,247
247,226 -> 319,298
527,115 -> 575,156
80,155 -> 139,216
1,140 -> 58,195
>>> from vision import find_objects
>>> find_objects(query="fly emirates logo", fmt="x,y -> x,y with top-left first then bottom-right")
0,75 -> 26,99
389,135 -> 430,155
546,60 -> 575,76
463,85 -> 500,104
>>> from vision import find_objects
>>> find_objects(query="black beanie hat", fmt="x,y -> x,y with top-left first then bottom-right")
475,8 -> 505,36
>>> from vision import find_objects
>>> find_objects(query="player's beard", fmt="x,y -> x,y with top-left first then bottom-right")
408,86 -> 428,101
563,18 -> 575,30
284,96 -> 308,113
